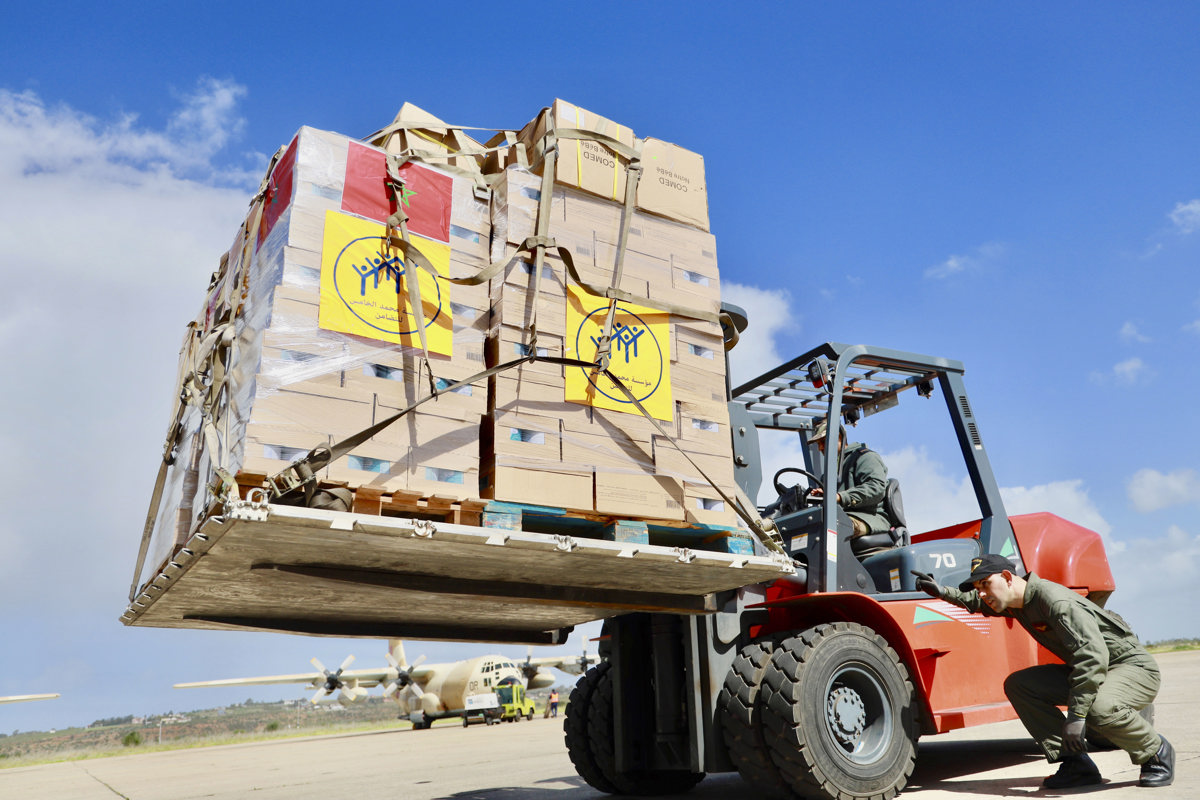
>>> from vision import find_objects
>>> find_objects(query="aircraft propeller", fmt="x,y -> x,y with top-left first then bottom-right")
309,655 -> 368,704
382,651 -> 427,701
519,647 -> 540,682
576,644 -> 593,675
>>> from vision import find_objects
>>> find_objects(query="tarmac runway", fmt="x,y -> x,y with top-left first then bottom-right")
3,650 -> 1196,800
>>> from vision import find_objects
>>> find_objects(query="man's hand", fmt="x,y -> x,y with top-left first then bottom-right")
910,570 -> 941,598
1062,716 -> 1087,755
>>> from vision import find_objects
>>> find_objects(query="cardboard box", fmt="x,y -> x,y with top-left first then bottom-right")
637,138 -> 709,231
483,464 -> 592,510
521,100 -> 637,203
490,166 -> 567,250
677,396 -> 731,446
490,326 -> 567,384
593,241 -> 672,292
491,410 -> 562,466
491,288 -> 568,335
561,428 -> 654,472
326,442 -> 410,492
492,374 -> 592,428
352,365 -> 487,421
594,470 -> 684,520
669,361 -> 728,403
241,424 -> 331,481
673,322 -> 725,375
258,345 -> 346,392
248,385 -> 374,441
408,463 -> 480,498
371,101 -> 487,176
489,244 -> 568,295
682,482 -> 740,527
653,435 -> 737,488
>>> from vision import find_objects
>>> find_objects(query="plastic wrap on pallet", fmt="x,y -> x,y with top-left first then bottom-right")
138,124 -> 496,591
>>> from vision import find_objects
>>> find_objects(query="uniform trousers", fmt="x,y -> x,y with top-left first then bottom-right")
1003,654 -> 1161,764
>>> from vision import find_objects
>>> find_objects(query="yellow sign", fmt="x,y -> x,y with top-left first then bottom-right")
565,285 -> 673,421
318,210 -> 453,354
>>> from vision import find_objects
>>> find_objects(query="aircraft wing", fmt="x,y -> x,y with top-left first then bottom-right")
174,666 -> 400,690
409,665 -> 436,684
0,693 -> 59,705
526,655 -> 599,676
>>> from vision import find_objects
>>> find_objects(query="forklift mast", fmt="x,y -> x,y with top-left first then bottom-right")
729,340 -> 1023,584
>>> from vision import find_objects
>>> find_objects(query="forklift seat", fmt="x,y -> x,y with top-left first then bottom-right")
849,478 -> 910,558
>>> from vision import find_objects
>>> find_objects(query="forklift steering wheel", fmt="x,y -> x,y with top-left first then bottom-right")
772,467 -> 825,498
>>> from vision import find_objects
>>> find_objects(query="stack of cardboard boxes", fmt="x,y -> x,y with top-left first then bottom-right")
481,100 -> 739,529
156,99 -> 743,571
231,123 -> 493,501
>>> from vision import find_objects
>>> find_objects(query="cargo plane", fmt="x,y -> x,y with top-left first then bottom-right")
175,640 -> 595,728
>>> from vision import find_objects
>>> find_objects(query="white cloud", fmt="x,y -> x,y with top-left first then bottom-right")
0,83 -> 253,291
1113,357 -> 1148,383
1105,524 -> 1200,641
1001,479 -> 1114,541
879,447 -> 1113,542
1168,199 -> 1200,234
865,448 -> 1193,640
926,254 -> 969,280
1126,467 -> 1200,512
924,241 -> 1005,280
1184,320 -> 1200,335
721,282 -> 798,386
1091,357 -> 1152,385
1118,321 -> 1150,344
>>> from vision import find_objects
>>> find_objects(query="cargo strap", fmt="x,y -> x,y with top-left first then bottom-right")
128,173 -> 276,601
365,122 -> 515,198
584,361 -> 787,556
264,355 -> 538,504
260,353 -> 785,557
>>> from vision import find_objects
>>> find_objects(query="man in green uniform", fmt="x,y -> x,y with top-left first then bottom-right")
913,555 -> 1174,789
809,419 -> 890,537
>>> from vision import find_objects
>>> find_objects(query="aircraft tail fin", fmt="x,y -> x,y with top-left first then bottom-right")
389,639 -> 407,668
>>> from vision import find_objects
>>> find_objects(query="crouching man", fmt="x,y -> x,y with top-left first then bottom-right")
913,555 -> 1174,789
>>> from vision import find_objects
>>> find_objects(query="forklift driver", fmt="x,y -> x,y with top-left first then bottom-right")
807,419 -> 891,541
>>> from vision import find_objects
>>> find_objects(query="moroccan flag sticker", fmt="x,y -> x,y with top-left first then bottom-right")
257,134 -> 298,245
565,285 -> 672,421
340,141 -> 453,244
318,210 -> 453,354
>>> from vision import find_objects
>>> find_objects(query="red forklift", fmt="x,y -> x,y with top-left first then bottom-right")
565,335 -> 1117,800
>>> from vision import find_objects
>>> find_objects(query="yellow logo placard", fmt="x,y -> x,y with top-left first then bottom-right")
318,210 -> 453,354
565,285 -> 672,421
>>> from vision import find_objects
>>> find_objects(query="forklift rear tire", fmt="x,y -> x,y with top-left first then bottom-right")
587,661 -> 705,796
565,662 -> 619,794
717,639 -> 793,798
761,622 -> 917,800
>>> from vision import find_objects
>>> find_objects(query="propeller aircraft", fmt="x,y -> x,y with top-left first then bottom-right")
175,640 -> 597,729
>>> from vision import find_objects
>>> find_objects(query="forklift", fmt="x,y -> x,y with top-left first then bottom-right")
564,337 -> 1117,800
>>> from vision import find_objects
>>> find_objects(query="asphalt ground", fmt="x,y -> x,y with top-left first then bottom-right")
3,650 -> 1196,800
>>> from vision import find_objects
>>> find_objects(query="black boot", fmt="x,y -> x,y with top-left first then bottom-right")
1043,753 -> 1102,789
1139,736 -> 1175,787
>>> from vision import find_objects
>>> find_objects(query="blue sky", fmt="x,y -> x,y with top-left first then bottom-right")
1,3 -> 1198,734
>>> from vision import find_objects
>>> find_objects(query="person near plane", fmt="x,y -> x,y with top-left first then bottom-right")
913,555 -> 1174,789
549,688 -> 559,718
807,419 -> 889,537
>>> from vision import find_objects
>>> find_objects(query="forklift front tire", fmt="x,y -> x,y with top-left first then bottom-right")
761,622 -> 917,800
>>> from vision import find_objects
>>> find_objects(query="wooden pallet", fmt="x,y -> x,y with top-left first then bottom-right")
480,500 -> 756,556
232,473 -> 757,555
234,473 -> 487,526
